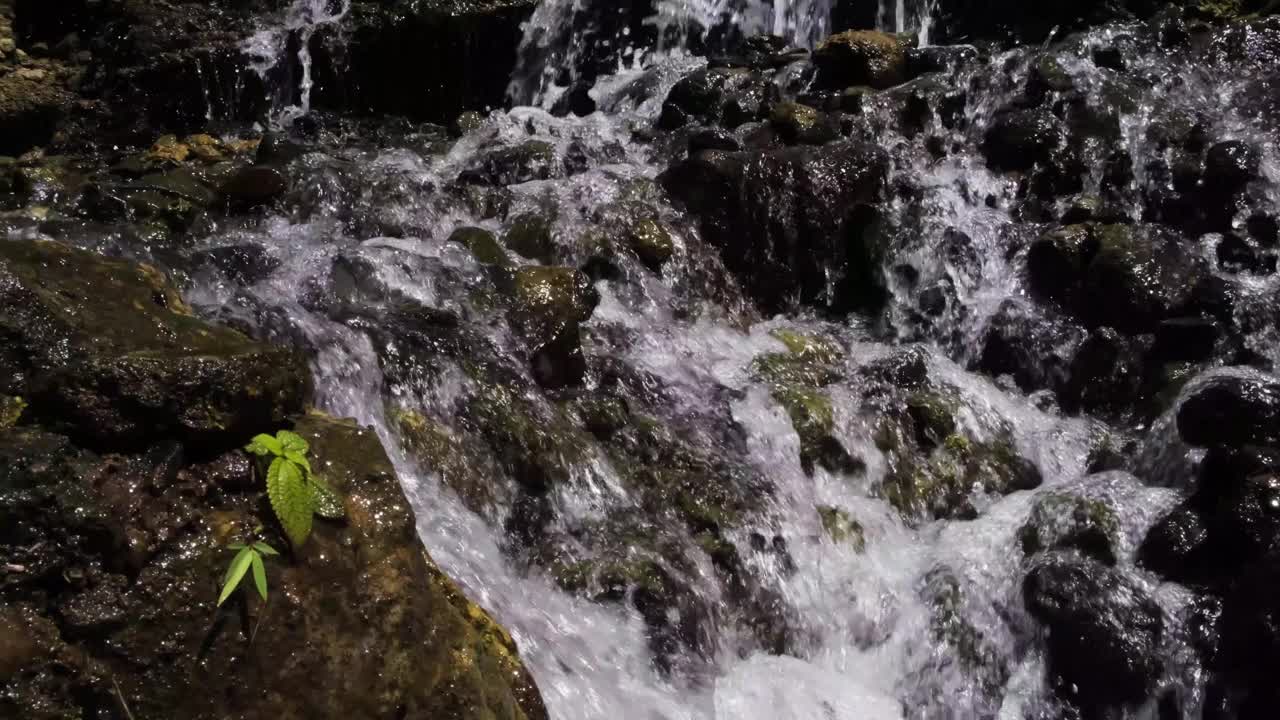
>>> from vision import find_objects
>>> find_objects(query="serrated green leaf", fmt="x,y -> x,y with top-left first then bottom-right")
246,434 -> 283,457
285,453 -> 311,477
309,475 -> 345,519
268,457 -> 312,547
219,548 -> 254,606
252,542 -> 279,556
250,552 -> 268,601
277,430 -> 309,457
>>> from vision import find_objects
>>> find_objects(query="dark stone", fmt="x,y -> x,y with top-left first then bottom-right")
687,127 -> 741,153
976,300 -> 1084,393
983,108 -> 1063,172
1023,554 -> 1164,712
659,142 -> 888,314
217,166 -> 289,209
813,30 -> 909,90
1178,373 -> 1280,448
658,67 -> 773,130
506,266 -> 600,389
0,239 -> 310,451
459,141 -> 560,186
1204,140 -> 1262,192
191,244 -> 283,286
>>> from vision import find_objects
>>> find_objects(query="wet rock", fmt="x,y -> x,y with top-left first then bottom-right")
1204,140 -> 1262,191
976,300 -> 1084,394
463,383 -> 590,494
768,102 -> 839,145
1060,327 -> 1147,417
0,239 -> 310,451
1020,492 -> 1120,564
1023,553 -> 1164,713
1139,504 -> 1215,582
982,105 -> 1068,177
190,243 -> 282,286
625,216 -> 675,271
813,30 -> 909,90
1026,223 -> 1207,333
1177,373 -> 1280,448
506,266 -> 599,389
0,66 -> 73,155
449,226 -> 510,266
817,505 -> 865,550
395,407 -> 510,517
459,141 -> 560,186
752,329 -> 861,475
659,142 -> 888,314
658,66 -> 774,130
504,212 -> 557,263
217,165 -> 289,209
453,110 -> 485,136
0,411 -> 548,720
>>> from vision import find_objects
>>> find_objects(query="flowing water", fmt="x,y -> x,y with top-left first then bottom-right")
102,1 -> 1280,718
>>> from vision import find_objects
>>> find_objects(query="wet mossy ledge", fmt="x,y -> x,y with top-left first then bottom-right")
0,238 -> 547,720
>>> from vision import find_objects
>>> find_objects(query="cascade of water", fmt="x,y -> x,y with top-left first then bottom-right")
876,0 -> 939,44
242,0 -> 351,126
508,0 -> 834,107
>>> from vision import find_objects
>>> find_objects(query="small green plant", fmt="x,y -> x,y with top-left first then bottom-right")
218,541 -> 278,606
245,429 -> 344,548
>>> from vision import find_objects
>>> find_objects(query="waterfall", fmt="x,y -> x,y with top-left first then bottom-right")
509,0 -> 835,107
877,0 -> 939,44
242,0 -> 351,126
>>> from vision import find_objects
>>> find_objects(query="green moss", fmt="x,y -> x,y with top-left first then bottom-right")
1019,492 -> 1119,564
817,505 -> 865,551
878,426 -> 1040,522
626,217 -> 675,271
393,407 -> 500,515
464,383 -> 588,491
906,391 -> 958,447
0,396 -> 25,429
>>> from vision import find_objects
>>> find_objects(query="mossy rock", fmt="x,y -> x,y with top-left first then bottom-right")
505,265 -> 599,388
449,226 -> 511,266
922,570 -> 1010,693
394,407 -> 507,516
814,30 -> 909,90
625,217 -> 675,271
462,383 -> 590,493
1019,492 -> 1120,564
0,395 -> 24,429
878,424 -> 1042,522
504,212 -> 557,263
0,239 -> 311,451
752,330 -> 858,475
0,412 -> 548,720
817,505 -> 866,551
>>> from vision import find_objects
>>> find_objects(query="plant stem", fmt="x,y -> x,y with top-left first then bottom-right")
111,676 -> 136,720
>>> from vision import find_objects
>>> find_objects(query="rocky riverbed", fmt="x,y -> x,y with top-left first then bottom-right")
4,1 -> 1280,719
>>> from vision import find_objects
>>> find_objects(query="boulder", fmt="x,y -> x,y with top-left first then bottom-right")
813,30 -> 909,90
1177,373 -> 1280,448
1025,223 -> 1207,333
1023,553 -> 1164,713
1020,492 -> 1120,564
0,69 -> 74,155
658,66 -> 775,130
659,142 -> 888,314
506,266 -> 599,389
0,412 -> 548,720
459,141 -> 560,186
0,239 -> 310,451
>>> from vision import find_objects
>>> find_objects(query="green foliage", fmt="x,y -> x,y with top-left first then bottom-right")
246,429 -> 344,548
218,542 -> 278,606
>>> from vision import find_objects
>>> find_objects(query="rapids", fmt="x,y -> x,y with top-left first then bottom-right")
34,0 -> 1280,718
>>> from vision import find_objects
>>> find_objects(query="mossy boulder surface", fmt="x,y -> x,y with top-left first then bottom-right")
814,30 -> 910,90
0,239 -> 311,451
0,411 -> 548,720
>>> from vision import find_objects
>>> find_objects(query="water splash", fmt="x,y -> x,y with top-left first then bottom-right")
242,0 -> 351,126
877,0 -> 939,45
509,0 -> 835,107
